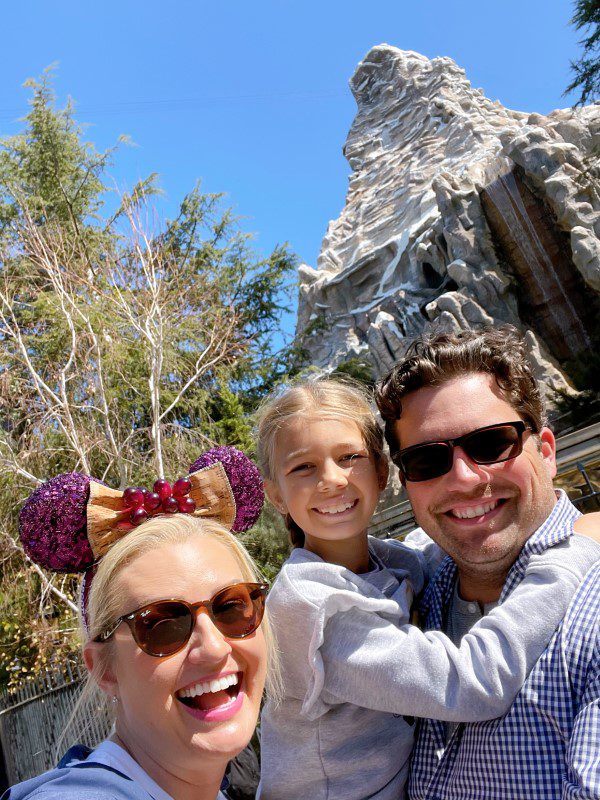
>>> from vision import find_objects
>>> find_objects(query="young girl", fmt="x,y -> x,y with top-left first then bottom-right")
255,378 -> 600,800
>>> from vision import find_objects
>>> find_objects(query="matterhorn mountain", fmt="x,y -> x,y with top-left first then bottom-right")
297,45 -> 600,402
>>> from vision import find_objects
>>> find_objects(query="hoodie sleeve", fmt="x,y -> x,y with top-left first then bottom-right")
268,536 -> 600,722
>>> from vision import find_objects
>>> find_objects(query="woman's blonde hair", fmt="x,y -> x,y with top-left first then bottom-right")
60,514 -> 281,754
255,377 -> 386,546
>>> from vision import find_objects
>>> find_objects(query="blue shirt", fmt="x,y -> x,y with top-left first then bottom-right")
409,493 -> 600,800
3,744 -> 231,800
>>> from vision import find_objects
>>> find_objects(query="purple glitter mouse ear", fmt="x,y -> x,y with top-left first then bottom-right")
188,446 -> 264,533
19,473 -> 97,573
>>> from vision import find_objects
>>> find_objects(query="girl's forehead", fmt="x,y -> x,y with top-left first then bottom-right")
275,415 -> 367,449
279,412 -> 365,431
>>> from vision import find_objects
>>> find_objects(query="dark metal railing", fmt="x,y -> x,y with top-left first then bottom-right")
569,461 -> 600,510
0,663 -> 111,786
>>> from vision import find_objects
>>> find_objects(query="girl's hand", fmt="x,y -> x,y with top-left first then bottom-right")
573,511 -> 600,544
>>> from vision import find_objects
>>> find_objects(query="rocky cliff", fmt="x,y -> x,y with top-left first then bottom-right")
297,46 -> 600,403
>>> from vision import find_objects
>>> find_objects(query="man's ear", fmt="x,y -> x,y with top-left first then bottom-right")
264,479 -> 286,515
538,427 -> 557,479
83,642 -> 118,699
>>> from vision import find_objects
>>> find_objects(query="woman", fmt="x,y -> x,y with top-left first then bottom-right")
4,448 -> 277,800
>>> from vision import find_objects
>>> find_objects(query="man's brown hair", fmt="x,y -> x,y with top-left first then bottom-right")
375,326 -> 546,459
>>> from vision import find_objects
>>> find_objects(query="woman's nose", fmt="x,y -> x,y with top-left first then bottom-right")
318,459 -> 349,490
186,611 -> 232,663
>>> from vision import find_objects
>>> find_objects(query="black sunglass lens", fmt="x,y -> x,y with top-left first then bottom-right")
466,426 -> 521,464
134,602 -> 192,656
212,585 -> 264,638
401,443 -> 453,482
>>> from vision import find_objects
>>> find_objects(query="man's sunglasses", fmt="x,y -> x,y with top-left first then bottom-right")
392,421 -> 532,483
94,582 -> 268,658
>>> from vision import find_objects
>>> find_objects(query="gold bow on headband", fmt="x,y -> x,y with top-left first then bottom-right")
87,462 -> 236,560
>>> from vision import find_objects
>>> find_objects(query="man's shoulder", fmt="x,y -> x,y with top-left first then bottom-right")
561,560 -> 600,641
503,493 -> 598,594
533,560 -> 600,687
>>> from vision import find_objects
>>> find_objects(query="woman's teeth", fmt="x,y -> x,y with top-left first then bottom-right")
316,501 -> 355,514
451,500 -> 498,519
178,673 -> 238,699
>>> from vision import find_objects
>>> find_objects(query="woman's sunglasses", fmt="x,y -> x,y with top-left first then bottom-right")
95,582 -> 268,658
392,421 -> 532,483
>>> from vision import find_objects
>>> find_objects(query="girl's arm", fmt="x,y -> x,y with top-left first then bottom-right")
281,534 -> 600,723
402,511 -> 600,574
573,511 -> 600,542
399,528 -> 446,579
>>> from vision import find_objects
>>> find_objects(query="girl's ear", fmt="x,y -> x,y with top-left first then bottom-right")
377,458 -> 389,492
375,458 -> 390,492
83,642 -> 118,699
265,479 -> 286,515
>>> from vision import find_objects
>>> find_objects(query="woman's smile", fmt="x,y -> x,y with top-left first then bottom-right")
104,536 -> 267,771
176,669 -> 245,722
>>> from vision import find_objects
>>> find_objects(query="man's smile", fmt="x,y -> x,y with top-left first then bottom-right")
450,500 -> 498,519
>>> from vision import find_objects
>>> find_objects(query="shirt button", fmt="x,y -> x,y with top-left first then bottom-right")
468,603 -> 478,613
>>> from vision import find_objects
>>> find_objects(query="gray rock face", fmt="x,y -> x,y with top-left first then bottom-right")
297,46 -> 600,402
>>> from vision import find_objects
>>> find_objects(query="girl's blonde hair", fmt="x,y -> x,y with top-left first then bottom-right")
255,377 -> 386,546
60,515 -> 281,754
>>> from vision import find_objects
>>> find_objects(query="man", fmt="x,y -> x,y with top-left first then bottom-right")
375,326 -> 600,800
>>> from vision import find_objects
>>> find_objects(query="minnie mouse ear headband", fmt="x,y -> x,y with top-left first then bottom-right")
19,446 -> 264,574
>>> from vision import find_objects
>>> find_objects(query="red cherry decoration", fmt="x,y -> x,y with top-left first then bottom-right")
123,487 -> 145,508
122,477 -> 197,519
178,497 -> 196,514
130,507 -> 149,525
143,491 -> 161,511
173,477 -> 192,497
162,496 -> 179,514
153,479 -> 172,501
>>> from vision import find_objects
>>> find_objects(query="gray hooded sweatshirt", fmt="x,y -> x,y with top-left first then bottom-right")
258,531 -> 600,800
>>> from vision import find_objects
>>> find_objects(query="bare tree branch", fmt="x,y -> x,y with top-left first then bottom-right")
3,531 -> 78,615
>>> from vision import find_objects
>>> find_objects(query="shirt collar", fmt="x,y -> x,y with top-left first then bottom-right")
517,489 -> 580,558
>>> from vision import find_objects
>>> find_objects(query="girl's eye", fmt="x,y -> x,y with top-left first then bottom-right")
289,462 -> 313,474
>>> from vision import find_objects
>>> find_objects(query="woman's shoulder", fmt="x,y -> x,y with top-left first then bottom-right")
3,745 -> 152,800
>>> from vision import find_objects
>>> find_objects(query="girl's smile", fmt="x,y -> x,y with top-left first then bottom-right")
313,497 -> 359,515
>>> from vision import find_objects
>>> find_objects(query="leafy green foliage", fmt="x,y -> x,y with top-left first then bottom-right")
240,505 -> 291,583
0,72 -> 297,689
209,385 -> 255,451
332,356 -> 376,387
566,0 -> 600,105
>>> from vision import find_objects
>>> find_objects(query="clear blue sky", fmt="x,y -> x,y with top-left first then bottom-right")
0,0 -> 584,337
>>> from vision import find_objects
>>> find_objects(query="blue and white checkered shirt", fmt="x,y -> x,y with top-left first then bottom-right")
409,492 -> 600,800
